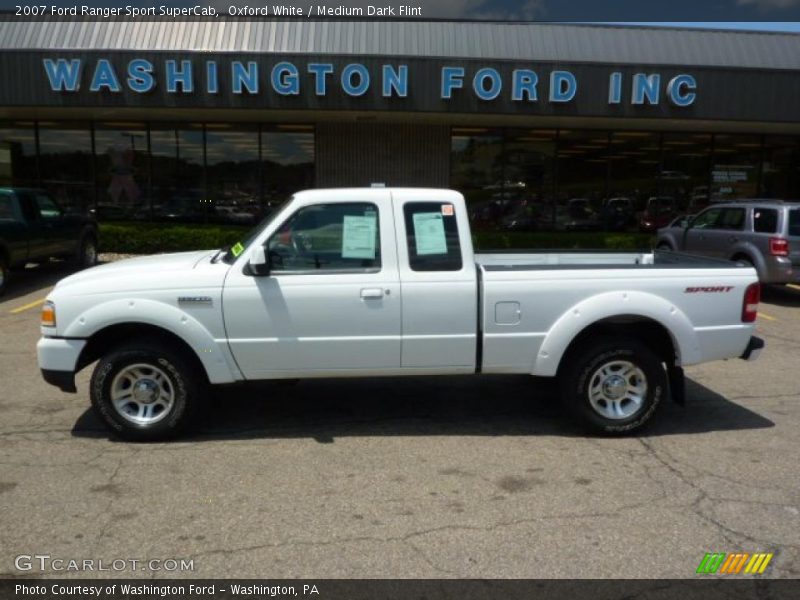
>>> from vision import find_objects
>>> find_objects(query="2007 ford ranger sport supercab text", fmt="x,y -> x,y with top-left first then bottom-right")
37,188 -> 765,440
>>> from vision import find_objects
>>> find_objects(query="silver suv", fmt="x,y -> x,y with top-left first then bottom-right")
656,201 -> 800,284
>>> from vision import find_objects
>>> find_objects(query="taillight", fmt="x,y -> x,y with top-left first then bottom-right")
769,237 -> 789,256
742,283 -> 760,323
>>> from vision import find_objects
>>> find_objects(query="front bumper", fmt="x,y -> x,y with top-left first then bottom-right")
37,337 -> 86,393
739,336 -> 765,361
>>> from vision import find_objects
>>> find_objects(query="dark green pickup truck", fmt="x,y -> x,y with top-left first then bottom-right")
0,188 -> 98,295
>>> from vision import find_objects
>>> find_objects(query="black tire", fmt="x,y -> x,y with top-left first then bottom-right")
656,242 -> 672,251
90,341 -> 203,441
558,336 -> 666,434
74,233 -> 98,269
0,255 -> 8,296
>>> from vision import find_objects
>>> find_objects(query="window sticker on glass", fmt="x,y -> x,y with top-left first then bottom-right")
441,204 -> 454,216
413,212 -> 448,255
230,242 -> 244,257
341,214 -> 377,259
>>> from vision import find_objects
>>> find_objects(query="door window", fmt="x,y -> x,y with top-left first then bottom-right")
717,208 -> 745,231
690,208 -> 722,230
753,208 -> 778,234
34,194 -> 62,220
403,202 -> 463,271
267,202 -> 381,273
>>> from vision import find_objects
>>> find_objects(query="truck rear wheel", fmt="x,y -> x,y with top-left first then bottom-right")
90,342 -> 202,441
558,337 -> 665,434
75,234 -> 98,269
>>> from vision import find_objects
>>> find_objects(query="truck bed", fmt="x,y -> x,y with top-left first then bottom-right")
475,250 -> 742,270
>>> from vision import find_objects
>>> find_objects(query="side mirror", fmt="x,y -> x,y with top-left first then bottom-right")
248,246 -> 270,276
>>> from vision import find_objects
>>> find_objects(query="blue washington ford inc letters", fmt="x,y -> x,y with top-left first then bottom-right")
41,58 -> 697,106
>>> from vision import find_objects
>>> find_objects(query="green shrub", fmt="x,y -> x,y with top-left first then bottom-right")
100,221 -> 655,254
100,222 -> 249,254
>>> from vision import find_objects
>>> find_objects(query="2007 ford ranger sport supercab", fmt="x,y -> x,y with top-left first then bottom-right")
37,188 -> 765,440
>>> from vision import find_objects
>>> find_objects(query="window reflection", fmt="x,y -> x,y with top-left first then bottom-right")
0,122 -> 37,187
762,137 -> 799,200
450,129 -> 504,231
555,130 -> 610,232
38,122 -> 93,215
661,133 -> 712,215
150,125 -> 205,223
608,132 -> 662,232
262,127 -> 315,214
711,134 -> 762,201
500,130 -> 556,232
94,123 -> 148,221
206,125 -> 261,225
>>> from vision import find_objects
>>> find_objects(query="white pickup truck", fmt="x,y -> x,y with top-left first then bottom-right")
37,188 -> 764,440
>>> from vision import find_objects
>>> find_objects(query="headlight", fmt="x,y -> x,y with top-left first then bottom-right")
41,301 -> 56,327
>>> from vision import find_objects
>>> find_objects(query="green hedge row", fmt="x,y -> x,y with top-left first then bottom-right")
100,222 -> 249,254
99,222 -> 655,254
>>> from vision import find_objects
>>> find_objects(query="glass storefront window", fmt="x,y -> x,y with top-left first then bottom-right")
660,133 -> 712,215
94,123 -> 148,221
500,130 -> 556,232
206,125 -> 261,225
0,122 -> 37,187
450,129 -> 504,230
37,121 -> 93,215
711,134 -> 762,201
262,126 -> 315,214
608,132 -> 662,232
150,124 -> 205,223
555,130 -> 610,232
761,136 -> 800,200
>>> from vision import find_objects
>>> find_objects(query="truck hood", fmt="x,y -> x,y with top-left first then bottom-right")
54,250 -> 219,291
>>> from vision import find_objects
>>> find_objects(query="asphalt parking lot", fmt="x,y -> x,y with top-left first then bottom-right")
0,260 -> 798,579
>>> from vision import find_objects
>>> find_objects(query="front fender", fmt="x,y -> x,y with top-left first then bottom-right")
532,290 -> 701,377
60,298 -> 239,384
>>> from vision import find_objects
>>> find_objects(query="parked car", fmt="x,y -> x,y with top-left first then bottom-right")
562,198 -> 600,231
656,200 -> 800,284
0,187 -> 98,295
639,196 -> 678,232
599,197 -> 635,231
38,188 -> 762,440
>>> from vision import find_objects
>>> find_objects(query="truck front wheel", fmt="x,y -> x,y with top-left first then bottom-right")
558,337 -> 666,434
90,342 -> 202,441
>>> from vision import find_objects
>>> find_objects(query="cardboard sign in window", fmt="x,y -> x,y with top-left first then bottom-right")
341,214 -> 378,259
413,212 -> 448,255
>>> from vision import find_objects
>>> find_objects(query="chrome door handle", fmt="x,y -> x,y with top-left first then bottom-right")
360,288 -> 384,299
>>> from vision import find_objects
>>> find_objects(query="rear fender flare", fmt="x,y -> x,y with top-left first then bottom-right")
532,290 -> 701,377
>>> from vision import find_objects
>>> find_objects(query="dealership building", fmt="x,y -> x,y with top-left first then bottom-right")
0,20 -> 799,232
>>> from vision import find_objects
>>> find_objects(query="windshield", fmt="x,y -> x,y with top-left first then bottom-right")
220,198 -> 290,264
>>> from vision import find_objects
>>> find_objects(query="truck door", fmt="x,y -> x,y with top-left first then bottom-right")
33,192 -> 73,257
14,191 -> 47,260
393,192 -> 478,371
222,194 -> 402,378
684,207 -> 723,256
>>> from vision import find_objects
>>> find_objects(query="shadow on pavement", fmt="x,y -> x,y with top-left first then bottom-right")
761,284 -> 800,308
71,375 -> 774,442
0,261 -> 75,305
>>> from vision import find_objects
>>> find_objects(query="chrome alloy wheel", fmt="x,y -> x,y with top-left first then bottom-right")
110,363 -> 175,425
587,360 -> 648,420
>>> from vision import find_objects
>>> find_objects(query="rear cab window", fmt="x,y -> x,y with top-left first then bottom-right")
403,202 -> 462,271
753,208 -> 778,234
